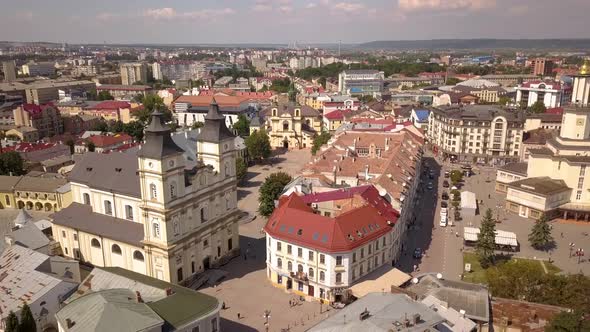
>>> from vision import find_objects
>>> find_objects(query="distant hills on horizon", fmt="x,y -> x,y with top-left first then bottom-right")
358,39 -> 590,50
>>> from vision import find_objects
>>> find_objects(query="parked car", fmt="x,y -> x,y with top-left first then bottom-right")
413,248 -> 422,259
441,191 -> 449,200
444,171 -> 450,178
439,217 -> 448,227
443,180 -> 450,188
441,201 -> 448,208
440,207 -> 448,217
454,210 -> 461,221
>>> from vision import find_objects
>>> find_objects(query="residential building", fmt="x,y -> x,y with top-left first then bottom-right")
427,105 -> 524,165
56,267 -> 221,332
515,81 -> 571,108
480,74 -> 539,87
5,126 -> 39,142
2,60 -> 17,82
51,101 -> 241,284
523,112 -> 562,132
2,142 -> 72,172
173,94 -> 257,128
75,133 -> 133,153
338,70 -> 385,97
495,162 -> 528,192
449,85 -> 508,104
323,109 -> 350,133
0,175 -> 70,211
0,79 -> 96,104
71,64 -> 98,78
120,63 -> 148,85
13,104 -> 63,138
530,58 -> 554,76
410,109 -> 430,130
489,298 -> 566,332
520,128 -> 557,161
300,129 -> 424,265
265,186 -> 400,303
571,60 -> 590,105
62,113 -> 102,134
502,105 -> 590,220
96,84 -> 152,99
0,244 -> 79,332
259,102 -> 322,149
22,61 -> 56,77
308,293 -> 474,332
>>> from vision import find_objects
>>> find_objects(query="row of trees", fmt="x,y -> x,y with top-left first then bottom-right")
258,172 -> 292,216
5,303 -> 36,332
295,60 -> 444,80
0,151 -> 25,176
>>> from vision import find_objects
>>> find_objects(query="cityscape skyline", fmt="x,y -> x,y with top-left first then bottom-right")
1,0 -> 590,44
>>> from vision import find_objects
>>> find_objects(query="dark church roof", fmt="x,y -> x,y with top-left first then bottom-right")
198,97 -> 235,143
137,111 -> 185,159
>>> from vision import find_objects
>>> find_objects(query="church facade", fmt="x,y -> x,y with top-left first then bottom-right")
51,99 -> 241,285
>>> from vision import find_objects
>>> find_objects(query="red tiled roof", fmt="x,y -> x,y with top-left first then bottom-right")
324,109 -> 351,120
92,101 -> 131,110
21,103 -> 55,115
264,188 -> 398,253
3,142 -> 57,153
174,95 -> 248,107
86,133 -> 132,148
545,107 -> 564,115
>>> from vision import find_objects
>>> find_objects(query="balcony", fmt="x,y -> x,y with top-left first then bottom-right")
290,271 -> 309,282
334,264 -> 346,272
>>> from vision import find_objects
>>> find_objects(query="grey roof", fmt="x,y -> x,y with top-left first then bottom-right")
499,162 -> 528,176
262,103 -> 322,118
0,175 -> 24,191
508,177 -> 570,196
171,129 -> 200,168
51,203 -> 144,246
7,222 -> 50,251
137,112 -> 185,160
14,176 -> 67,192
198,97 -> 235,143
431,105 -> 524,123
529,147 -> 590,163
56,288 -> 164,332
14,208 -> 34,226
69,152 -> 140,198
407,274 -> 490,322
308,293 -> 445,332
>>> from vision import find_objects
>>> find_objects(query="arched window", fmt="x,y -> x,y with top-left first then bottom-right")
111,244 -> 122,255
83,193 -> 90,205
320,271 -> 325,282
287,261 -> 293,271
104,200 -> 112,215
277,258 -> 282,269
336,272 -> 342,283
309,268 -> 314,278
170,182 -> 177,199
91,238 -> 101,248
295,109 -> 300,117
282,121 -> 289,131
133,251 -> 144,261
297,264 -> 303,273
150,183 -> 157,200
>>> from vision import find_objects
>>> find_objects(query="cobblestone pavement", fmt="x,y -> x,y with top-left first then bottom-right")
199,149 -> 340,332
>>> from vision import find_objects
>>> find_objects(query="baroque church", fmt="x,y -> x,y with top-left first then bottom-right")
51,98 -> 241,285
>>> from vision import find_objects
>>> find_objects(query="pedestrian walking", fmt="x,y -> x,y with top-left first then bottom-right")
222,302 -> 226,310
237,313 -> 241,319
413,264 -> 417,272
561,232 -> 564,238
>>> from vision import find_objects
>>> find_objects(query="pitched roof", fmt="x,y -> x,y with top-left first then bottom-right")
69,152 -> 140,198
499,162 -> 528,176
507,177 -> 570,196
51,203 -> 144,246
174,94 -> 247,107
197,98 -> 235,143
264,189 -> 397,253
86,133 -> 132,148
262,103 -> 321,118
91,101 -> 131,110
414,109 -> 430,122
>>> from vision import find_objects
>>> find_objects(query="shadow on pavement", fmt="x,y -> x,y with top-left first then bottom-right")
237,189 -> 253,200
220,318 -> 258,332
208,234 -> 267,284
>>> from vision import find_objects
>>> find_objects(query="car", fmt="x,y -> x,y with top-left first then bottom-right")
441,192 -> 449,200
413,248 -> 422,259
441,201 -> 448,208
440,207 -> 448,216
427,182 -> 434,190
443,180 -> 450,188
439,218 -> 448,227
444,171 -> 450,178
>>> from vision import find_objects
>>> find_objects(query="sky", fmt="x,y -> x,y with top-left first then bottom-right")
1,0 -> 589,44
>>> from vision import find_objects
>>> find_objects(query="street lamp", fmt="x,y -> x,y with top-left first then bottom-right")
575,248 -> 585,264
569,243 -> 576,258
263,310 -> 271,332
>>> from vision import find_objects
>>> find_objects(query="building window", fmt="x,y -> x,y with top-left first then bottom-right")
298,248 -> 303,258
283,121 -> 289,130
297,264 -> 303,273
352,252 -> 357,263
211,318 -> 218,332
83,193 -> 90,205
320,254 -> 325,264
288,261 -> 293,271
91,238 -> 101,248
360,264 -> 364,275
277,241 -> 282,251
150,183 -> 157,200
62,230 -> 66,238
374,256 -> 379,266
581,165 -> 587,177
170,182 -> 177,199
360,248 -> 365,259
576,190 -> 583,200
104,200 -> 112,215
308,251 -> 314,261
125,205 -> 133,220
277,258 -> 282,269
336,256 -> 343,266
73,234 -> 78,241
320,271 -> 325,282
173,221 -> 180,235
192,327 -> 200,332
368,244 -> 372,254
133,251 -> 144,261
298,281 -> 304,291
287,245 -> 292,255
64,247 -> 69,255
111,244 -> 122,255
309,268 -> 314,278
200,207 -> 207,223
153,222 -> 161,239
335,273 -> 342,284
224,162 -> 230,177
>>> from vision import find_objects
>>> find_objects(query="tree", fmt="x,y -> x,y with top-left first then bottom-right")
497,96 -> 512,106
109,120 -> 125,133
318,77 -> 327,88
5,311 -> 19,332
288,82 -> 297,102
446,77 -> 461,85
236,157 -> 248,182
311,131 -> 331,155
233,114 -> 250,137
476,208 -> 496,268
191,121 -> 204,130
0,151 -> 25,176
245,129 -> 271,162
528,214 -> 554,250
546,311 -> 590,332
450,170 -> 463,185
93,121 -> 109,132
258,172 -> 292,216
122,121 -> 145,142
135,94 -> 170,124
97,91 -> 114,101
86,141 -> 96,152
19,303 -> 36,332
528,100 -> 547,114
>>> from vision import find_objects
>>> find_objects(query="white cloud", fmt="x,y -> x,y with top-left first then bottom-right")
279,5 -> 294,13
305,3 -> 318,9
96,12 -> 120,21
253,0 -> 273,12
333,2 -> 366,12
398,0 -> 496,12
144,7 -> 177,20
142,7 -> 235,20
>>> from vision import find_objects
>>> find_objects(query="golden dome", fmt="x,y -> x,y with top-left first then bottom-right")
581,59 -> 590,75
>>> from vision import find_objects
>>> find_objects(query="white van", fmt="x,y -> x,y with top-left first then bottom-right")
439,215 -> 448,227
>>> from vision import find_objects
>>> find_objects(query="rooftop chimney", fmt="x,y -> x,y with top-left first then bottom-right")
136,291 -> 143,303
66,319 -> 75,329
165,287 -> 173,296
